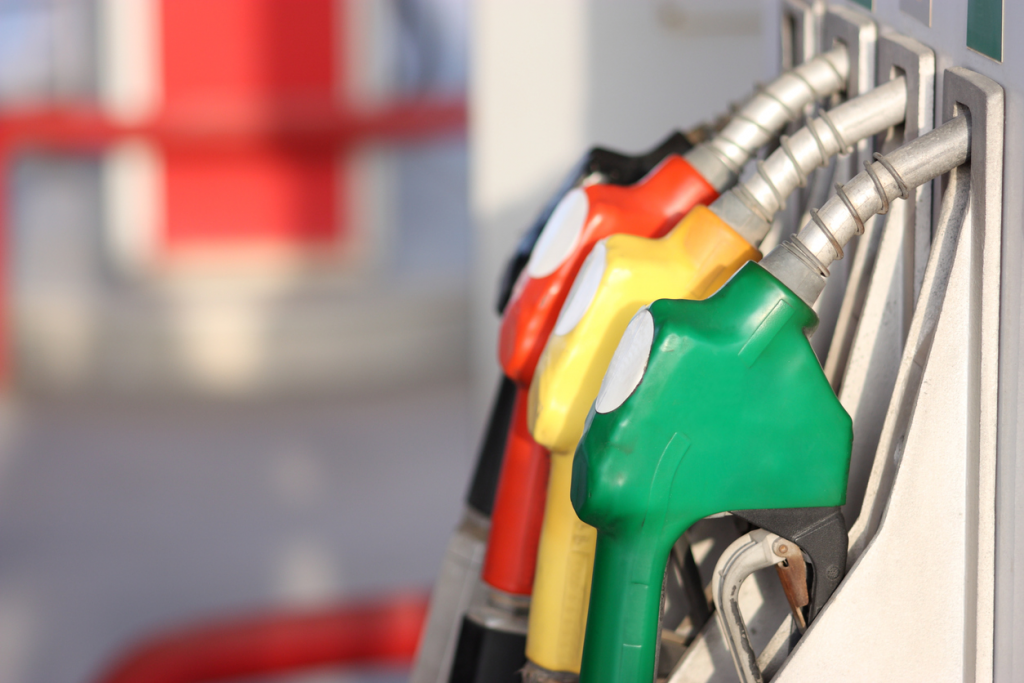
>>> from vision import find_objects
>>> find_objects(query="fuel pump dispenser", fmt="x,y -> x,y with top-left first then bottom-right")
446,47 -> 857,683
412,122 -> 698,683
521,73 -> 912,682
571,113 -> 972,683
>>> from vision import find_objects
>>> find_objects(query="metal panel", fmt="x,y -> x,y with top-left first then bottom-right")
825,4 -> 1022,678
824,34 -> 935,526
781,0 -> 825,68
810,6 -> 877,359
771,66 -> 1003,683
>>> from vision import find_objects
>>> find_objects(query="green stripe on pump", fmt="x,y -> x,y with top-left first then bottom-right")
967,0 -> 1003,61
849,0 -> 872,9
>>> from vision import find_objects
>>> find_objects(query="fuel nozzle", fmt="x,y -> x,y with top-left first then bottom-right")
571,267 -> 851,683
496,131 -> 697,315
499,46 -> 850,386
521,70 -> 917,681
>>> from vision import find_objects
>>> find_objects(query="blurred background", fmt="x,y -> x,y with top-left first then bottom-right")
0,1 -> 769,681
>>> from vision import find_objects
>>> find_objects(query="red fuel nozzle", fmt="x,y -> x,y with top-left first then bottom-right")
498,156 -> 717,386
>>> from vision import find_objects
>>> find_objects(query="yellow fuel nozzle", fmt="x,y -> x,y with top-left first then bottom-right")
523,205 -> 759,676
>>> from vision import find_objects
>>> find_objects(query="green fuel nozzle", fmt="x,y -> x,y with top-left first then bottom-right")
571,264 -> 852,683
572,113 -> 973,683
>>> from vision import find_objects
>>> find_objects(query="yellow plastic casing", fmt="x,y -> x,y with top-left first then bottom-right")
523,205 -> 761,675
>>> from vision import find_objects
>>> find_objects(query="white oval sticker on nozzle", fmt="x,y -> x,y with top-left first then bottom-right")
553,240 -> 607,337
527,188 -> 589,278
595,307 -> 654,414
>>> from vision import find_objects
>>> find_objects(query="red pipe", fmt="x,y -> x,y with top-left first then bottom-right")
93,591 -> 429,683
0,98 -> 467,152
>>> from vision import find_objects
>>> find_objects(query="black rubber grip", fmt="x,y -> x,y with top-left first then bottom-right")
732,506 -> 848,622
465,376 -> 518,516
449,615 -> 527,683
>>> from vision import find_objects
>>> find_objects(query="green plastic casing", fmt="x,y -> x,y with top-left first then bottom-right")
571,262 -> 852,683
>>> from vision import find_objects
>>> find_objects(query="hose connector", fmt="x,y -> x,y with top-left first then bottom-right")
685,45 -> 849,192
762,115 -> 971,305
710,77 -> 908,245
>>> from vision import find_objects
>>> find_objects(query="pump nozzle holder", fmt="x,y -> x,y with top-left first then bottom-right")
572,263 -> 851,683
481,390 -> 550,596
522,207 -> 759,676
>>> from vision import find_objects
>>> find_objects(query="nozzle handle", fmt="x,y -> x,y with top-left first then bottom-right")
579,532 -> 672,683
525,450 -> 597,674
481,390 -> 551,595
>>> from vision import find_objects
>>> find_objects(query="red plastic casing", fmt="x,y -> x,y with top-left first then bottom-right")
481,389 -> 551,595
499,156 -> 718,385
